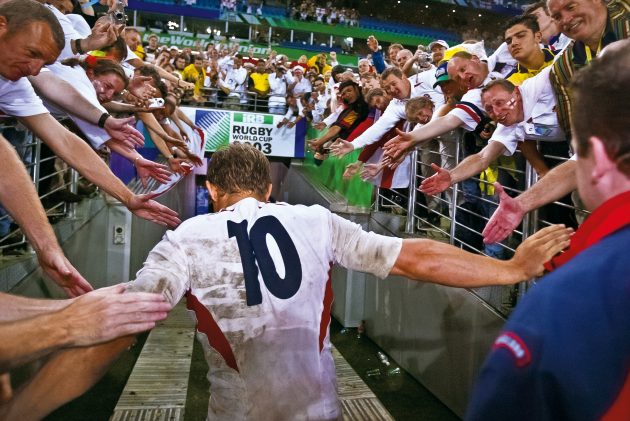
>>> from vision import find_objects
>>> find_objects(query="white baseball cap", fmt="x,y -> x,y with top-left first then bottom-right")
428,40 -> 449,50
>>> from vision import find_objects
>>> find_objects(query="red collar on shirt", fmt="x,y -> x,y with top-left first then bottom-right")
545,191 -> 630,271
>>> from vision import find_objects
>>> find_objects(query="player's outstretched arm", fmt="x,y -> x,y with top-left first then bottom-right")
390,224 -> 572,287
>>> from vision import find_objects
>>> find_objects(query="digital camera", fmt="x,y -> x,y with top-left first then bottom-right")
109,1 -> 127,25
147,97 -> 165,109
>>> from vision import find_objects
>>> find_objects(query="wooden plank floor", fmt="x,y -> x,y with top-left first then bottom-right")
110,302 -> 195,421
111,304 -> 393,420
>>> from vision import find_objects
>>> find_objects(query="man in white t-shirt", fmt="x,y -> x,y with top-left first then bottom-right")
0,2 -> 179,229
287,65 -> 312,97
1,142 -> 573,420
267,65 -> 288,114
218,54 -> 248,108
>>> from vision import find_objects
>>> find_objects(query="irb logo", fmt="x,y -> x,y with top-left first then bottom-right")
234,113 -> 273,125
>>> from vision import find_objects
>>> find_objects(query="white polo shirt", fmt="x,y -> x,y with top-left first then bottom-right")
0,76 -> 48,117
290,76 -> 312,97
268,73 -> 287,104
490,66 -> 564,156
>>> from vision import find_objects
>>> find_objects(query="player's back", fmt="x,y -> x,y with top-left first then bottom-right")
133,198 -> 400,420
153,198 -> 340,420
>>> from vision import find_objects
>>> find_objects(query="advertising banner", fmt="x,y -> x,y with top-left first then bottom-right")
181,107 -> 306,158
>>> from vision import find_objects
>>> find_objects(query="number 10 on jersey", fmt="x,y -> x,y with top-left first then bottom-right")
228,216 -> 302,306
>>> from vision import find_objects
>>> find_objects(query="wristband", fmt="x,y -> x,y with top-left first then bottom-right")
97,112 -> 111,128
75,39 -> 85,55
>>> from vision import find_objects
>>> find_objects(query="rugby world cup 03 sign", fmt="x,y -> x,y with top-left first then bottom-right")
191,108 -> 306,158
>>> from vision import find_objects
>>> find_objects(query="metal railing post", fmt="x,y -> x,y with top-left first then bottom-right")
448,137 -> 461,245
521,159 -> 537,241
373,186 -> 381,212
67,168 -> 79,219
405,149 -> 418,234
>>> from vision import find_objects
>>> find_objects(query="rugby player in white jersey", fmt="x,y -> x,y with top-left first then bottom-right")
2,144 -> 573,420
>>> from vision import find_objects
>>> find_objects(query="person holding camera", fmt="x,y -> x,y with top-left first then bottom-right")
401,45 -> 434,77
268,64 -> 288,114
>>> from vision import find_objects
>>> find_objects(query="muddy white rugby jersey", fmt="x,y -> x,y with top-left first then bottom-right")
129,198 -> 402,420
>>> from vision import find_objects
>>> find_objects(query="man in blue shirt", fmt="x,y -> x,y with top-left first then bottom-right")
467,39 -> 630,421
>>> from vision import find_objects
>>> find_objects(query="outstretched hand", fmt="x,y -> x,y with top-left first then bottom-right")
511,224 -> 573,279
343,161 -> 363,179
419,163 -> 452,196
383,129 -> 415,161
105,116 -> 144,148
482,182 -> 526,244
37,247 -> 93,297
360,163 -> 382,181
329,138 -> 353,157
61,283 -> 171,347
135,157 -> 172,187
127,194 -> 181,228
128,76 -> 157,101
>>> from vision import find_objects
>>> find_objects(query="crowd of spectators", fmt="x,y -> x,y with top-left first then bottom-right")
1,0 -> 630,419
288,0 -> 359,26
219,0 -> 263,16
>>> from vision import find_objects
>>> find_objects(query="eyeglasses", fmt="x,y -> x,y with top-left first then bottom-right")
484,96 -> 516,115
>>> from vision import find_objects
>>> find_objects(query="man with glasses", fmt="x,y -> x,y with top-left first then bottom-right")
419,66 -> 563,197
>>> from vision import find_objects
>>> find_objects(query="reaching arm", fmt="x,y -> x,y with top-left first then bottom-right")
102,100 -> 140,113
0,134 -> 92,297
402,54 -> 418,77
20,114 -> 133,204
107,142 -> 172,186
29,73 -> 105,125
420,141 -> 507,195
308,125 -> 341,149
383,114 -> 464,160
174,108 -> 198,130
128,58 -> 194,90
29,73 -> 144,148
482,159 -> 578,244
0,284 -> 170,372
390,224 -> 572,287
519,141 -> 550,177
20,114 -> 180,227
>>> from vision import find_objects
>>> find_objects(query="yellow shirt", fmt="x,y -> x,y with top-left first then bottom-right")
181,64 -> 206,97
507,49 -> 556,86
250,72 -> 270,93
